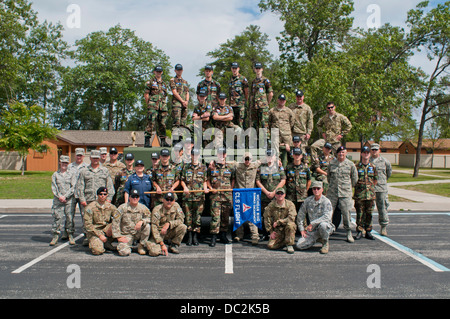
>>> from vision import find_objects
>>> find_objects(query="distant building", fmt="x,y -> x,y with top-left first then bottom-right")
399,139 -> 450,168
345,141 -> 402,164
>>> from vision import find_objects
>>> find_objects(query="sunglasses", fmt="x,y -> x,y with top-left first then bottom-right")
245,157 -> 250,161
165,198 -> 174,202
275,192 -> 284,195
130,195 -> 139,199
327,106 -> 335,109
312,188 -> 321,191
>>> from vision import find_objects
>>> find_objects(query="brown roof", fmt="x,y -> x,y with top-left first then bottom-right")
346,141 -> 403,150
57,130 -> 145,147
406,139 -> 450,151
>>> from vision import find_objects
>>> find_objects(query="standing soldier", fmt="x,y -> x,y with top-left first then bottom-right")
114,153 -> 135,207
77,150 -> 115,245
311,102 -> 352,157
151,148 -> 182,207
113,189 -> 151,256
285,148 -> 311,214
99,147 -> 108,165
207,147 -> 235,247
50,155 -> 77,246
144,65 -> 169,147
229,62 -> 249,128
192,89 -> 213,142
268,94 -> 295,166
250,62 -> 273,131
67,148 -> 88,240
296,181 -> 335,254
370,143 -> 392,236
354,146 -> 378,240
233,152 -> 261,245
124,160 -> 152,209
104,147 -> 125,204
170,64 -> 190,130
289,90 -> 314,153
310,142 -> 335,195
147,192 -> 187,256
83,187 -> 118,255
264,188 -> 297,254
180,148 -> 209,246
197,65 -> 221,109
327,146 -> 358,243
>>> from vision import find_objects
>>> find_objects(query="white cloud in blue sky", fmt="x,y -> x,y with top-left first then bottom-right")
31,0 -> 442,86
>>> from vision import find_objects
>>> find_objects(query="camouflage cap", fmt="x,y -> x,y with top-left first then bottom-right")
99,147 -> 107,155
311,181 -> 323,189
75,148 -> 85,155
59,155 -> 70,163
371,143 -> 380,150
275,188 -> 286,194
90,150 -> 101,158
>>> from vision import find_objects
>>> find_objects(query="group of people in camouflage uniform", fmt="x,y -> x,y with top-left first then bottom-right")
50,61 -> 393,256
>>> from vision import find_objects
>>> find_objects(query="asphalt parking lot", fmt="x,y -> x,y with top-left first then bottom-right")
1,212 -> 449,305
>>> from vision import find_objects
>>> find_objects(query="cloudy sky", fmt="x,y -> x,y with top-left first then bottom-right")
31,0 -> 444,86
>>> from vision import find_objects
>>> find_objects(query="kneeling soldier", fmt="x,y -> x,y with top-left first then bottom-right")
113,189 -> 151,256
147,192 -> 187,256
83,187 -> 118,255
296,181 -> 335,254
264,188 -> 297,254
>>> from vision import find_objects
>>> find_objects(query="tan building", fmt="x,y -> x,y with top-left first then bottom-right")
399,139 -> 450,168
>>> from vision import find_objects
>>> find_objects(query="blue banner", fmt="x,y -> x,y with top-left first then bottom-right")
233,188 -> 262,231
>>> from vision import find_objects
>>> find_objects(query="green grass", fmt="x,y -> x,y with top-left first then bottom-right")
388,172 -> 446,183
0,170 -> 53,199
393,183 -> 450,198
388,194 -> 419,203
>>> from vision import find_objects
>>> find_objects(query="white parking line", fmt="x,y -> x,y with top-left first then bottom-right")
12,234 -> 84,274
0,215 -> 8,219
225,244 -> 233,274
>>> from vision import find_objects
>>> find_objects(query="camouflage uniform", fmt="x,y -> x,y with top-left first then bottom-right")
207,162 -> 235,235
77,165 -> 115,207
263,199 -> 297,250
310,154 -> 335,195
197,79 -> 221,109
311,112 -> 352,156
370,155 -> 392,228
112,202 -> 151,256
170,75 -> 190,128
288,102 -> 314,152
327,158 -> 358,232
145,76 -> 169,138
104,160 -> 126,204
229,74 -> 249,128
250,76 -> 273,130
147,202 -> 187,256
256,163 -> 286,211
192,101 -> 213,133
68,161 -> 88,226
51,169 -> 77,236
212,104 -> 235,147
354,162 -> 378,232
285,162 -> 311,209
268,106 -> 295,164
296,194 -> 335,250
151,163 -> 182,206
114,167 -> 135,206
83,201 -> 118,255
180,162 -> 207,233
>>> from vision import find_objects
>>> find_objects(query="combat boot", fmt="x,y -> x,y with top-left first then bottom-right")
61,231 -> 68,240
219,231 -> 230,244
68,234 -> 76,245
169,244 -> 180,254
286,245 -> 294,254
346,230 -> 354,243
186,231 -> 193,246
192,232 -> 199,246
320,240 -> 329,254
137,243 -> 146,255
380,226 -> 388,236
209,234 -> 217,247
49,234 -> 59,246
365,231 -> 375,240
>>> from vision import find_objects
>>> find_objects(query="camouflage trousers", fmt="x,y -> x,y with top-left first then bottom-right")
51,198 -> 74,235
234,222 -> 259,241
267,222 -> 297,250
375,192 -> 389,227
86,224 -> 113,255
183,200 -> 204,233
296,221 -> 335,250
147,224 -> 187,257
355,199 -> 374,232
310,139 -> 342,158
172,105 -> 188,128
232,105 -> 245,128
146,106 -> 168,138
250,107 -> 269,131
117,224 -> 151,256
328,196 -> 353,231
210,200 -> 232,235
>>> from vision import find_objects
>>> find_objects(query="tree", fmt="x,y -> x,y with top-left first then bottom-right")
54,24 -> 171,131
407,1 -> 450,177
0,101 -> 59,175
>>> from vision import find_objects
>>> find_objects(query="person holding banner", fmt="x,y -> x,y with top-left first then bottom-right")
180,148 -> 209,246
207,147 -> 235,247
263,188 -> 297,254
